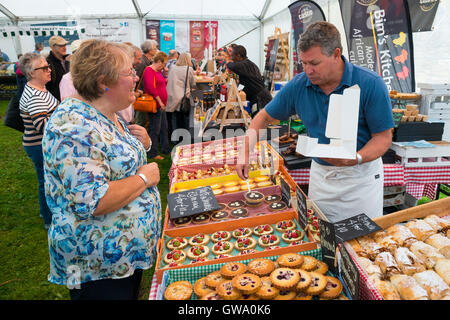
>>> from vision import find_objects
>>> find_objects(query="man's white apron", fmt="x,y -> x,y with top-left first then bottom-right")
308,158 -> 384,223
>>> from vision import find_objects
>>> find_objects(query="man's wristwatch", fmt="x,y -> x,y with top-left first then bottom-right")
356,153 -> 363,165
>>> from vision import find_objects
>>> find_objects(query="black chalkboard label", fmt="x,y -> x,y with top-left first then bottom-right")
333,213 -> 382,243
167,186 -> 220,220
296,185 -> 307,229
339,244 -> 360,300
280,177 -> 291,208
318,218 -> 338,274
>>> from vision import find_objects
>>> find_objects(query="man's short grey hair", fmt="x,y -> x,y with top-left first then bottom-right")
18,52 -> 43,80
140,39 -> 158,54
297,21 -> 342,56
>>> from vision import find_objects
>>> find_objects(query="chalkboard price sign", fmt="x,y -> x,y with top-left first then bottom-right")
333,213 -> 381,243
280,177 -> 291,208
339,243 -> 360,300
296,185 -> 307,230
167,186 -> 221,220
318,218 -> 338,274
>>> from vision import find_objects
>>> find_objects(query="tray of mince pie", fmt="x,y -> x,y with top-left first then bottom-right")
167,185 -> 291,229
159,217 -> 309,270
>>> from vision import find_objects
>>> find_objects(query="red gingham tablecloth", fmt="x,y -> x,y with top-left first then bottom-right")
148,275 -> 159,300
287,164 -> 450,200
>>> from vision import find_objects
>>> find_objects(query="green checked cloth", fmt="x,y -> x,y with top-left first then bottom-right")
161,248 -> 322,300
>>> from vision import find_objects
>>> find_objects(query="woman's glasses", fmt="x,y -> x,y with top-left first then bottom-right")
120,68 -> 137,78
34,65 -> 51,72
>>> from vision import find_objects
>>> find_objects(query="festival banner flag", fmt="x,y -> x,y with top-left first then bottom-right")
339,0 -> 415,92
146,20 -> 160,48
204,21 -> 218,60
407,0 -> 440,32
189,21 -> 205,61
288,0 -> 326,75
160,20 -> 175,54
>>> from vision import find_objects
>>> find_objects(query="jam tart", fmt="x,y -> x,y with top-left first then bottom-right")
256,276 -> 280,299
166,236 -> 188,250
205,271 -> 225,288
300,255 -> 319,271
270,268 -> 300,290
220,262 -> 248,279
232,273 -> 262,295
194,277 -> 215,298
294,291 -> 313,300
304,272 -> 327,295
253,224 -> 274,236
211,241 -> 233,255
186,245 -> 210,260
216,280 -> 242,300
211,230 -> 232,242
248,259 -> 276,277
273,290 -> 297,300
275,220 -> 296,232
232,227 -> 252,239
276,253 -> 304,269
164,281 -> 192,300
258,234 -> 280,247
319,276 -> 343,299
296,269 -> 312,291
234,237 -> 257,251
164,249 -> 187,265
281,229 -> 305,243
313,260 -> 329,275
188,233 -> 210,246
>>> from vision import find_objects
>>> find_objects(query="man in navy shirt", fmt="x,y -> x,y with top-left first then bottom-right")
237,22 -> 394,222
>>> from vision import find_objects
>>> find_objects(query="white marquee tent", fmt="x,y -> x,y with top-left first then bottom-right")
0,0 -> 449,85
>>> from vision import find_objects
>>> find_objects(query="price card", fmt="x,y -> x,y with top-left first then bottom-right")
167,186 -> 220,220
318,218 -> 338,274
296,185 -> 307,229
338,243 -> 360,300
280,177 -> 291,208
333,213 -> 382,243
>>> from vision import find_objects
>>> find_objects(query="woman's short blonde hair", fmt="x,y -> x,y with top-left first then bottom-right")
152,51 -> 168,64
70,39 -> 132,101
176,52 -> 192,67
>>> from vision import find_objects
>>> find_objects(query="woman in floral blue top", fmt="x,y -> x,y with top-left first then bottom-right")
42,39 -> 162,300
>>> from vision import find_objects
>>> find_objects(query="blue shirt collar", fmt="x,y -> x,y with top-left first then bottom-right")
305,55 -> 353,91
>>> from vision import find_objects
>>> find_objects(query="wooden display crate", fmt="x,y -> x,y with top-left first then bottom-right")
343,197 -> 450,300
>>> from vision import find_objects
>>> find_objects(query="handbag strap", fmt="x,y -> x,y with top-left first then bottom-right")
137,66 -> 156,93
183,66 -> 189,97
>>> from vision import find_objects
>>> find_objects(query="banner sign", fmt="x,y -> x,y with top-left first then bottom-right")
0,23 -> 84,38
204,21 -> 218,60
189,21 -> 205,61
146,20 -> 161,48
339,0 -> 415,92
288,0 -> 326,76
160,20 -> 175,54
407,0 -> 440,32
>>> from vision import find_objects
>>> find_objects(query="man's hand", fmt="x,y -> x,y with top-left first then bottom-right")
320,157 -> 358,167
236,163 -> 250,180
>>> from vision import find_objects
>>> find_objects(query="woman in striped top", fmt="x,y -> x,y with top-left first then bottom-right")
19,52 -> 59,229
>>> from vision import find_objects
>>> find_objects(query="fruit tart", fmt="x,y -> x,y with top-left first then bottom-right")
166,236 -> 188,250
164,249 -> 187,265
186,245 -> 210,260
258,234 -> 280,247
234,237 -> 257,251
253,224 -> 274,236
232,227 -> 252,239
275,220 -> 297,232
281,229 -> 305,243
211,230 -> 232,242
211,241 -> 233,255
188,233 -> 210,246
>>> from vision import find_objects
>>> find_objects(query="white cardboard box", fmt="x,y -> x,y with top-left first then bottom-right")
296,85 -> 360,159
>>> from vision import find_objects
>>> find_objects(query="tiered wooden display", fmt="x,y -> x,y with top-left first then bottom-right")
202,78 -> 251,132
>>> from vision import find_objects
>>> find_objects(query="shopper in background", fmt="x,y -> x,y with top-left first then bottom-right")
18,52 -> 59,230
46,35 -> 70,101
166,49 -> 179,72
142,51 -> 169,160
43,39 -> 161,300
227,45 -> 272,116
0,48 -> 10,70
236,22 -> 393,223
135,39 -> 158,134
117,42 -> 143,124
59,39 -> 83,101
14,54 -> 27,99
166,52 -> 196,141
33,42 -> 44,54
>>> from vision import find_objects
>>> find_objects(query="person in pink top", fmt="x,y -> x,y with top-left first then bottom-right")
142,51 -> 168,160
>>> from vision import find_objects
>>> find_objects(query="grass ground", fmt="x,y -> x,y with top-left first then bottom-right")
0,99 -> 171,299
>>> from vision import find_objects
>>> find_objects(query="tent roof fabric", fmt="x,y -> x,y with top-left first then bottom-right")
0,0 -> 273,21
